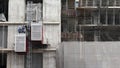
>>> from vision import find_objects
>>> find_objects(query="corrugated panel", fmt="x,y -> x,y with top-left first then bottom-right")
15,34 -> 26,52
57,42 -> 120,68
31,22 -> 42,41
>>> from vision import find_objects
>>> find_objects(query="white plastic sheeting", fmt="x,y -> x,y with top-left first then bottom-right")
0,13 -> 6,22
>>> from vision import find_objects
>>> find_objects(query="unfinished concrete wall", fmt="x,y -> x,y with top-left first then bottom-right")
43,52 -> 56,68
7,0 -> 61,68
43,0 -> 61,46
9,0 -> 25,22
7,53 -> 25,68
43,0 -> 61,68
43,24 -> 61,47
7,0 -> 25,68
43,0 -> 61,23
58,42 -> 120,68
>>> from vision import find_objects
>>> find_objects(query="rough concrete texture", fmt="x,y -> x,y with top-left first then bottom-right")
9,0 -> 25,22
43,52 -> 56,68
57,42 -> 120,68
43,24 -> 61,47
7,0 -> 25,68
43,0 -> 61,23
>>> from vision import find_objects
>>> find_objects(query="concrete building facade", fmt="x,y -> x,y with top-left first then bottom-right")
0,0 -> 61,68
59,0 -> 120,68
1,0 -> 120,68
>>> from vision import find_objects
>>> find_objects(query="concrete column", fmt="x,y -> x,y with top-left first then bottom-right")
7,53 -> 25,68
9,0 -> 25,22
43,0 -> 61,68
43,24 -> 61,47
43,52 -> 56,68
43,0 -> 61,23
43,0 -> 61,47
7,0 -> 26,68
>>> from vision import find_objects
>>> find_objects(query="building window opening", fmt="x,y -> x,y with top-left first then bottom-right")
0,0 -> 8,21
0,53 -> 7,68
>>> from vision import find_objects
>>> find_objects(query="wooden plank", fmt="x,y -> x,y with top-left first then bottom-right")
32,48 -> 56,53
0,48 -> 56,53
0,22 -> 27,26
43,22 -> 61,25
0,48 -> 13,53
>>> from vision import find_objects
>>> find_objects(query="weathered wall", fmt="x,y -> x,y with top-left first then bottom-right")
43,24 -> 61,47
7,53 -> 25,68
43,0 -> 61,68
7,0 -> 61,68
58,42 -> 120,68
43,52 -> 56,68
9,0 -> 25,22
43,0 -> 61,23
7,0 -> 25,68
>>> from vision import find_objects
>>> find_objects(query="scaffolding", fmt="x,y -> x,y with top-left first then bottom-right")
61,0 -> 120,41
79,0 -> 120,7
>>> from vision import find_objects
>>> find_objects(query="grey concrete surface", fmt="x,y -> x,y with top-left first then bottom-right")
57,42 -> 120,68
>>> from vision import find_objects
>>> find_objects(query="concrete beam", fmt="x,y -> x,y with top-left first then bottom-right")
0,22 -> 27,26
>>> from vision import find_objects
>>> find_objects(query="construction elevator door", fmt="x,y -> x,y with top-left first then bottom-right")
32,53 -> 43,68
